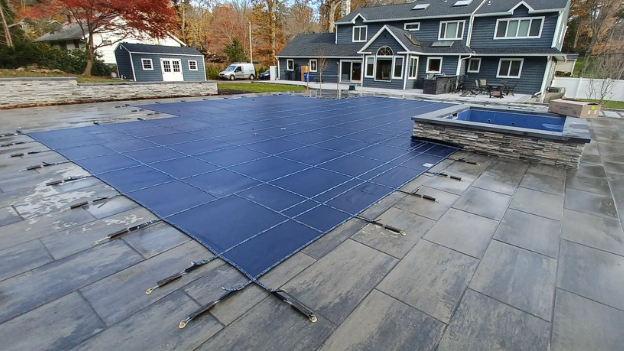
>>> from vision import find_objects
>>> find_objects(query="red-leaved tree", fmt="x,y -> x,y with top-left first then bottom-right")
25,0 -> 178,76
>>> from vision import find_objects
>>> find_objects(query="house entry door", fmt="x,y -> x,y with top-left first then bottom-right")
161,59 -> 184,81
340,61 -> 363,82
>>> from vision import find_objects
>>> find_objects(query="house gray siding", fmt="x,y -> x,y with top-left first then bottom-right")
278,58 -> 340,83
406,55 -> 461,89
464,56 -> 546,94
336,17 -> 471,45
470,6 -> 559,48
362,31 -> 408,89
130,53 -> 205,82
115,46 -> 134,81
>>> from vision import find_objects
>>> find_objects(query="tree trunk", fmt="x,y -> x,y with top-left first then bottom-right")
579,33 -> 600,77
83,32 -> 94,76
0,3 -> 12,47
327,1 -> 340,33
572,20 -> 582,49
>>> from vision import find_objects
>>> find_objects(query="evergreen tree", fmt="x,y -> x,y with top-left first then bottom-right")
224,38 -> 249,63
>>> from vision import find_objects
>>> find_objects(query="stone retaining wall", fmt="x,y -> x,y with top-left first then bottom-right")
413,121 -> 585,168
0,78 -> 218,109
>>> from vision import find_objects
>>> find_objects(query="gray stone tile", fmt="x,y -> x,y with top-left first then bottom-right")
603,161 -> 624,175
471,159 -> 528,195
566,172 -> 611,195
0,292 -> 105,351
428,158 -> 454,173
519,172 -> 565,195
71,290 -> 222,351
0,209 -> 94,248
527,163 -> 567,179
81,241 -> 211,326
0,240 -> 143,324
85,196 -> 140,219
318,289 -> 445,351
579,153 -> 603,165
0,178 -> 60,208
283,239 -> 397,325
41,207 -> 157,260
552,289 -> 624,351
195,294 -> 335,351
557,240 -> 624,310
259,252 -> 316,287
359,192 -> 407,219
302,218 -> 367,260
52,177 -> 102,193
494,209 -> 561,258
378,240 -> 479,323
352,207 -> 435,258
600,152 -> 624,164
399,173 -> 434,193
562,209 -> 624,256
122,222 -> 190,259
510,187 -> 564,221
598,142 -> 624,155
564,187 -> 618,219
571,163 -> 607,179
423,172 -> 474,195
444,155 -> 492,177
423,208 -> 498,258
452,187 -> 511,221
470,241 -> 557,320
0,239 -> 53,281
437,290 -> 551,351
0,206 -> 21,226
394,186 -> 460,220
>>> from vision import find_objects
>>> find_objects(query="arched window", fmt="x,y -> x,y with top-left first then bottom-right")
377,46 -> 393,56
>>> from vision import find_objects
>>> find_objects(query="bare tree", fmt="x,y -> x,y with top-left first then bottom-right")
317,48 -> 329,91
578,0 -> 622,77
586,52 -> 624,104
1,0 -> 13,47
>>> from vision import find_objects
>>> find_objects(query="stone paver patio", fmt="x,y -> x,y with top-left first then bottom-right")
1,94 -> 623,351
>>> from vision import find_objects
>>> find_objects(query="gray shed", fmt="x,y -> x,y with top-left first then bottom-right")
115,43 -> 206,82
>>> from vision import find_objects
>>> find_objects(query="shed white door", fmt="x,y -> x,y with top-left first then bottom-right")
161,59 -> 184,81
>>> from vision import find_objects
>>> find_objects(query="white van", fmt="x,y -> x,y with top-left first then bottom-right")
219,63 -> 256,80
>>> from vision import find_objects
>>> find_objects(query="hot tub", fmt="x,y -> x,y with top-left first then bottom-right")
412,105 -> 591,168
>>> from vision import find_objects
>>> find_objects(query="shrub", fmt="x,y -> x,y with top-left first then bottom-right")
205,62 -> 227,80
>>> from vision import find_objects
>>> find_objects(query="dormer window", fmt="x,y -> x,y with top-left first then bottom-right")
453,0 -> 472,6
353,26 -> 367,42
412,3 -> 430,10
439,20 -> 465,40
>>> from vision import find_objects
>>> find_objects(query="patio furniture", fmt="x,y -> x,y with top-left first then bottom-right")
474,79 -> 487,94
456,75 -> 469,93
504,81 -> 518,96
423,75 -> 457,94
487,83 -> 505,99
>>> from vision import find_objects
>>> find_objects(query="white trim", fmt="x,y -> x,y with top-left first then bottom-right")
426,57 -> 443,74
352,25 -> 368,42
552,10 -> 565,49
337,13 -> 482,24
473,53 -> 561,57
335,30 -> 338,44
126,51 -> 204,57
393,56 -> 404,79
496,58 -> 524,78
467,0 -> 489,46
539,56 -> 554,96
309,59 -> 317,72
510,1 -> 536,14
373,57 -> 393,82
467,58 -> 481,73
397,51 -> 465,56
277,59 -> 281,80
349,13 -> 367,24
358,25 -> 410,54
407,56 -> 419,79
188,60 -> 198,71
141,58 -> 154,70
403,55 -> 409,90
276,56 -> 362,59
128,52 -> 137,81
494,16 -> 545,39
339,59 -> 363,82
364,55 -> 375,78
438,20 -> 466,40
404,22 -> 420,31
286,59 -> 294,71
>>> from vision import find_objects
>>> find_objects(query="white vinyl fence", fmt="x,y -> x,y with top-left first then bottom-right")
552,77 -> 624,102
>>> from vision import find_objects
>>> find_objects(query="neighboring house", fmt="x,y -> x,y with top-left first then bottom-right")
276,0 -> 569,95
115,43 -> 206,82
34,20 -> 184,65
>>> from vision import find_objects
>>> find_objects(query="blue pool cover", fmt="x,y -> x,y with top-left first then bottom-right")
29,96 -> 456,279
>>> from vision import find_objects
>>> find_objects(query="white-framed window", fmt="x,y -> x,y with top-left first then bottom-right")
365,56 -> 375,78
286,59 -> 294,71
404,22 -> 420,31
495,17 -> 544,39
309,59 -> 317,72
393,57 -> 404,79
188,60 -> 198,71
467,58 -> 481,73
141,59 -> 153,70
439,20 -> 465,40
497,58 -> 523,78
426,57 -> 443,73
408,57 -> 418,79
353,26 -> 367,42
375,46 -> 393,81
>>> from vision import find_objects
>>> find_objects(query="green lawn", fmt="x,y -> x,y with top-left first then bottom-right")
581,99 -> 624,109
218,83 -> 307,93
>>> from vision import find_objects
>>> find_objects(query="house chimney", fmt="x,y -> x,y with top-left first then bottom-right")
341,0 -> 351,17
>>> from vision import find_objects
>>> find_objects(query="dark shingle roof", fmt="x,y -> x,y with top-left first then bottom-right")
384,26 -> 474,54
35,23 -> 84,42
471,47 -> 564,55
337,0 -> 568,24
120,43 -> 201,55
276,33 -> 363,57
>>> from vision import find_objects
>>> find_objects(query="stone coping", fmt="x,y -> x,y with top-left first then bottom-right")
0,77 -> 217,85
412,105 -> 591,144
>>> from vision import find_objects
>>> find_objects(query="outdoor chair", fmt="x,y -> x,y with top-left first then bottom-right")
504,81 -> 518,96
474,79 -> 486,94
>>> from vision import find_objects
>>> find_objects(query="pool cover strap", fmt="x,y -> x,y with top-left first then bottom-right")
146,257 -> 217,295
355,216 -> 406,236
93,219 -> 161,246
271,289 -> 318,323
179,286 -> 244,329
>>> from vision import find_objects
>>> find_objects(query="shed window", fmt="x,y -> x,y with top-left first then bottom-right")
497,58 -> 523,78
142,59 -> 153,70
188,60 -> 198,70
172,60 -> 181,72
287,59 -> 294,71
426,57 -> 442,73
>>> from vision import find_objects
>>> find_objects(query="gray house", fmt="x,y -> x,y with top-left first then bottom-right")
115,43 -> 206,82
276,0 -> 569,95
